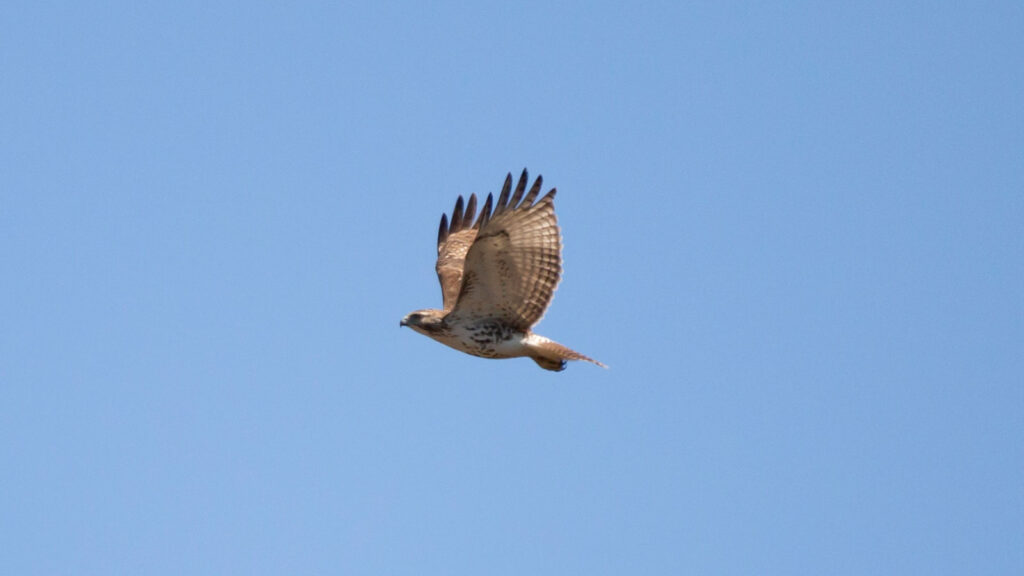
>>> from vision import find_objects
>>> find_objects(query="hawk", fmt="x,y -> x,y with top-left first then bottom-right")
401,169 -> 605,371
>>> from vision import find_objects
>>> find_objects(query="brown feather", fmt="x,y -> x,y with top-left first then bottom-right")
435,194 -> 483,311
476,193 -> 493,228
528,336 -> 607,370
437,213 -> 448,248
450,195 -> 464,231
447,172 -> 563,330
494,173 -> 513,216
522,175 -> 543,206
463,194 -> 477,228
508,168 -> 529,209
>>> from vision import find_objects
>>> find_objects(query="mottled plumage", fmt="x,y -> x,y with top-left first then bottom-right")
401,169 -> 604,371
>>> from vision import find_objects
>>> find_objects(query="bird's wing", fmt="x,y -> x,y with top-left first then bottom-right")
435,193 -> 486,312
447,169 -> 561,330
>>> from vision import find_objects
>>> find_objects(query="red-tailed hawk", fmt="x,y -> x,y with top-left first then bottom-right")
401,169 -> 605,371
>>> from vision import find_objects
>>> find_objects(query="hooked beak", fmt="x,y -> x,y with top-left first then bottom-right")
399,317 -> 408,327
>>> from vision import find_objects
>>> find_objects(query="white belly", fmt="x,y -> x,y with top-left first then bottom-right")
435,321 -> 529,359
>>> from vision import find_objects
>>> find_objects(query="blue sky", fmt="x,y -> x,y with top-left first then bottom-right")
2,2 -> 1022,574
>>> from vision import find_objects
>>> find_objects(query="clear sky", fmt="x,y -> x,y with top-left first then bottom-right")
2,2 -> 1022,574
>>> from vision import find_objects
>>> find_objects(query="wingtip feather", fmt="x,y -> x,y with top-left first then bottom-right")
477,193 -> 494,228
450,195 -> 465,230
509,168 -> 529,209
522,175 -> 544,206
495,173 -> 513,215
463,194 -> 477,228
437,213 -> 448,247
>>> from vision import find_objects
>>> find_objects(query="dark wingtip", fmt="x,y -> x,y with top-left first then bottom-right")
474,192 -> 491,228
495,173 -> 513,215
450,195 -> 465,230
477,192 -> 494,228
437,213 -> 449,247
522,174 -> 544,206
463,193 -> 477,228
509,168 -> 529,209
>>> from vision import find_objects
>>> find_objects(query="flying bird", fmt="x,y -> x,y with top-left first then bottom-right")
401,169 -> 605,371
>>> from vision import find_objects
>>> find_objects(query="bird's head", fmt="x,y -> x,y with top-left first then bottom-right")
400,309 -> 447,335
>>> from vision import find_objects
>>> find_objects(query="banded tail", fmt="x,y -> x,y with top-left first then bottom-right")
525,334 -> 607,372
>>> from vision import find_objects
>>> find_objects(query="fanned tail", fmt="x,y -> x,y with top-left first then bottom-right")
525,334 -> 607,372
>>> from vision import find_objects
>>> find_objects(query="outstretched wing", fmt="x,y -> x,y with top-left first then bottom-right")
447,169 -> 562,330
435,193 -> 490,311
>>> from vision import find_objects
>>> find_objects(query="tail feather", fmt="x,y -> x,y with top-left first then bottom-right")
525,334 -> 607,372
